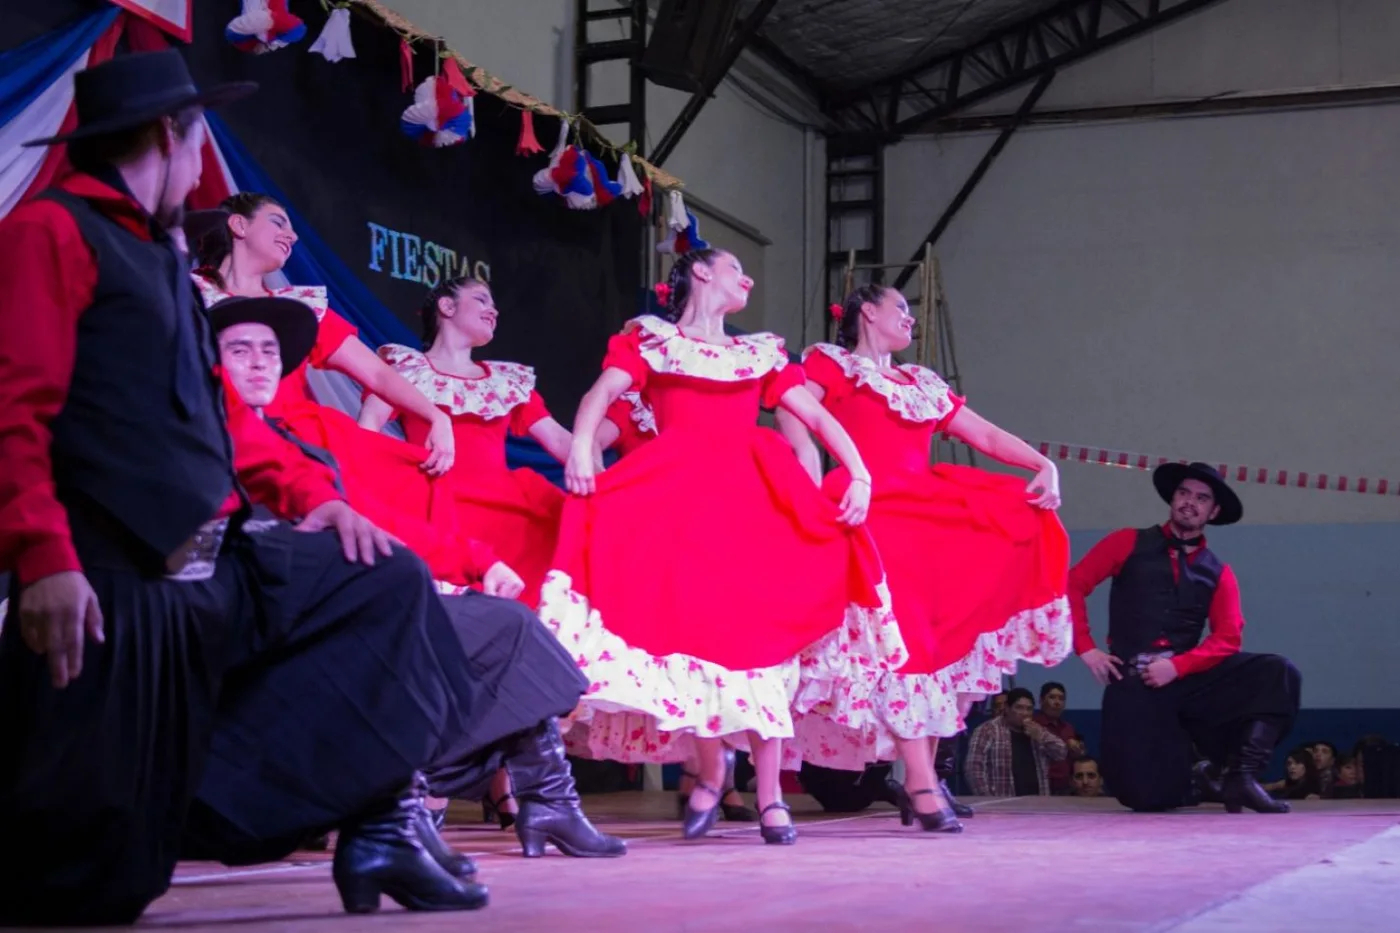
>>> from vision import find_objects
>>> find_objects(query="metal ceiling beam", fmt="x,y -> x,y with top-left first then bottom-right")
746,30 -> 832,106
826,0 -> 1229,140
647,0 -> 781,168
892,70 -> 1055,291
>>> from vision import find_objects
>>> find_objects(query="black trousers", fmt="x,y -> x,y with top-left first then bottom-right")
0,523 -> 579,926
1100,652 -> 1301,812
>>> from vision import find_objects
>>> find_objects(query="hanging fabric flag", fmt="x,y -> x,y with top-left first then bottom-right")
226,0 -> 307,54
400,74 -> 474,147
516,110 -> 544,156
309,6 -> 356,62
583,152 -> 623,208
532,121 -> 596,209
657,192 -> 708,253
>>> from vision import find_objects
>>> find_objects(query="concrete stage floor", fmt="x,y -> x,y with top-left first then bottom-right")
104,794 -> 1400,932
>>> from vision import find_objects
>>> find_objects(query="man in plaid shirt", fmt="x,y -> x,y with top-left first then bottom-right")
965,688 -> 1068,797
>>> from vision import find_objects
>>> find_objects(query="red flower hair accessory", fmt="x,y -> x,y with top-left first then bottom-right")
829,302 -> 845,320
653,282 -> 672,306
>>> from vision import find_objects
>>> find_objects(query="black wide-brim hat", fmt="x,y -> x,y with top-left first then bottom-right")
23,48 -> 256,147
208,296 -> 319,376
1152,461 -> 1243,526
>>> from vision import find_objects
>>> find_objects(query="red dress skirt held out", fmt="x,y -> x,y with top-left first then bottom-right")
538,316 -> 908,764
789,344 -> 1072,771
377,346 -> 564,607
194,276 -> 442,529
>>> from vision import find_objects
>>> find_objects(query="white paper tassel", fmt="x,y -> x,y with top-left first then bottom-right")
310,7 -> 356,63
617,155 -> 644,199
665,189 -> 688,230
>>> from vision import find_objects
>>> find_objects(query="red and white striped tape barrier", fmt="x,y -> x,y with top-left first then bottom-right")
1036,442 -> 1398,496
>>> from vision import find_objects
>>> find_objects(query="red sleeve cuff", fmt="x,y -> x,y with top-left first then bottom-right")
16,537 -> 83,587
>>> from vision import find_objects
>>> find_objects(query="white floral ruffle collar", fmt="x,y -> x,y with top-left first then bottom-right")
618,390 -> 656,435
378,344 -> 536,420
627,315 -> 788,383
804,343 -> 956,424
192,274 -> 329,322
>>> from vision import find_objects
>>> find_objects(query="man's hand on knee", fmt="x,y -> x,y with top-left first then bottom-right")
297,501 -> 401,565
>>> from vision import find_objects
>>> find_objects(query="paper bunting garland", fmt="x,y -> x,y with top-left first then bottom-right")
657,191 -> 709,253
400,74 -> 475,147
309,7 -> 356,62
226,0 -> 307,54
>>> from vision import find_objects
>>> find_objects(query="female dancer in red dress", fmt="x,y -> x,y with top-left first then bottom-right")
359,276 -> 574,609
190,195 -> 458,530
543,248 -> 903,844
360,276 -> 575,829
779,284 -> 1072,827
594,389 -> 759,824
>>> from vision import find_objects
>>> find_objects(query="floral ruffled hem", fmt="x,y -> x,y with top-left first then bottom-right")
942,595 -> 1075,697
537,571 -> 801,763
783,667 -> 965,772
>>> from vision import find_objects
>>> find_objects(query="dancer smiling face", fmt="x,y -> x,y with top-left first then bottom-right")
834,284 -> 915,357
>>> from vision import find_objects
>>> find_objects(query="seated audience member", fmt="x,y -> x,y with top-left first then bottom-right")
1071,758 -> 1104,798
1330,755 -> 1364,799
1034,681 -> 1083,794
965,687 -> 1068,797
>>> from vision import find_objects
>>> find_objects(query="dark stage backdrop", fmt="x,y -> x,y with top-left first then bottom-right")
1,1 -> 644,421
185,5 -> 643,419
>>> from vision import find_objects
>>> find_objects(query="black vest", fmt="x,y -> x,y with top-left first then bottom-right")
43,189 -> 237,572
1106,526 -> 1223,658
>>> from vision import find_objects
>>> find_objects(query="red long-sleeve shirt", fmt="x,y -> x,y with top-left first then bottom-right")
0,173 -> 342,585
1068,524 -> 1245,678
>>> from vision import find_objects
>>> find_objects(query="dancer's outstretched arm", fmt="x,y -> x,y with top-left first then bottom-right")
777,385 -> 871,526
944,409 -> 1061,509
563,367 -> 632,496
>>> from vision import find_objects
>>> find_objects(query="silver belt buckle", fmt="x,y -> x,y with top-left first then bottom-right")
1132,650 -> 1175,674
164,518 -> 229,581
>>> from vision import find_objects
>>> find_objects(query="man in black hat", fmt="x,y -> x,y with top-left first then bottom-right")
0,49 -> 510,925
1067,462 -> 1301,814
208,294 -> 625,862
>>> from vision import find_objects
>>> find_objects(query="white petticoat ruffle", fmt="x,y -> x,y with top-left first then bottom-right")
538,570 -> 801,763
942,595 -> 1075,697
784,584 -> 963,771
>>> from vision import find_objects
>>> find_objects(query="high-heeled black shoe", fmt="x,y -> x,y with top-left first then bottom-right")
940,779 -> 975,818
482,792 -> 517,830
719,749 -> 759,822
681,780 -> 723,840
676,768 -> 700,818
504,720 -> 628,858
894,785 -> 963,833
332,786 -> 489,914
758,801 -> 797,846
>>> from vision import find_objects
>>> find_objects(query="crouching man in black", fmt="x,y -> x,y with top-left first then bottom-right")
1067,462 -> 1300,814
0,50 -> 612,929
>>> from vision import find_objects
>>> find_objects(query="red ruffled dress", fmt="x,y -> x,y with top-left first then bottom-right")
604,390 -> 656,457
376,345 -> 564,606
538,316 -> 907,763
194,276 -> 440,526
789,344 -> 1072,770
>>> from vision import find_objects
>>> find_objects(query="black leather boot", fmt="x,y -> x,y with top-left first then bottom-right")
1192,760 -> 1223,804
412,772 -> 477,880
1222,721 -> 1291,815
936,739 -> 975,818
504,719 -> 628,858
333,785 -> 489,913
